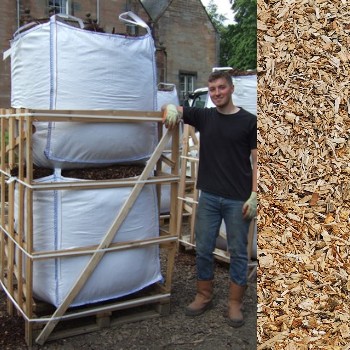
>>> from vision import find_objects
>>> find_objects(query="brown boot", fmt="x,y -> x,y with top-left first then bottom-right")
185,280 -> 213,316
228,281 -> 246,327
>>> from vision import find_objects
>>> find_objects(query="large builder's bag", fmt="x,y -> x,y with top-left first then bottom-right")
14,173 -> 161,307
7,12 -> 158,169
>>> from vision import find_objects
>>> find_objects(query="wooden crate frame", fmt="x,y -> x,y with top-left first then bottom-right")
176,124 -> 257,275
0,108 -> 180,346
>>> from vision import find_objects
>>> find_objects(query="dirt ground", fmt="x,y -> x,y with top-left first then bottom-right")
0,246 -> 257,350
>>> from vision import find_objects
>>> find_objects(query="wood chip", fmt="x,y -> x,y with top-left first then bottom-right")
258,0 -> 350,348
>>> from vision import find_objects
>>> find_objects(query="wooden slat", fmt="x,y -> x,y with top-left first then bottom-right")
24,112 -> 34,346
30,174 -> 179,191
0,109 -> 7,283
176,125 -> 190,240
6,111 -> 16,315
31,235 -> 177,260
16,111 -> 25,316
165,125 -> 179,292
176,124 -> 199,246
7,109 -> 163,123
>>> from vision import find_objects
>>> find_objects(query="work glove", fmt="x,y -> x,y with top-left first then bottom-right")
162,104 -> 181,129
242,192 -> 257,220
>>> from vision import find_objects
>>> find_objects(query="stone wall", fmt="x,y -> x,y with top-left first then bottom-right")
158,0 -> 218,100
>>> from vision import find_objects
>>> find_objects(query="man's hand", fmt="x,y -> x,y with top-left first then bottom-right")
162,104 -> 181,129
242,192 -> 257,220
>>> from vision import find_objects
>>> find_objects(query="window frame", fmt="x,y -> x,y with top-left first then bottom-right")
179,71 -> 197,105
48,0 -> 68,15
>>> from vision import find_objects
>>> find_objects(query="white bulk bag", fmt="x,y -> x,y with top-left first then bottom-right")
156,83 -> 179,111
14,173 -> 161,307
157,82 -> 181,151
8,12 -> 158,168
31,118 -> 157,169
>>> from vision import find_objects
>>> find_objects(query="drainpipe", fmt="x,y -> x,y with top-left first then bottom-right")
216,31 -> 220,66
16,0 -> 20,29
96,0 -> 100,24
66,0 -> 71,15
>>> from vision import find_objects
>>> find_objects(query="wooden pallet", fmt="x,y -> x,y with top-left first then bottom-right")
0,108 -> 180,346
25,284 -> 171,343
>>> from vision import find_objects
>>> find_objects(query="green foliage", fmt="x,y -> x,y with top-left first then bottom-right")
205,1 -> 227,32
206,0 -> 257,70
227,0 -> 257,69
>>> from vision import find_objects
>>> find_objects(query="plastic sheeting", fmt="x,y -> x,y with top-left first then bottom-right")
8,12 -> 158,168
14,174 -> 162,307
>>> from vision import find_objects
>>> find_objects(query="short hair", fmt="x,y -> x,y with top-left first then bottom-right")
208,71 -> 233,86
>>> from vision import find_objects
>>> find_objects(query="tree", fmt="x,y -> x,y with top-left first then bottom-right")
225,0 -> 257,69
205,0 -> 257,70
205,1 -> 227,32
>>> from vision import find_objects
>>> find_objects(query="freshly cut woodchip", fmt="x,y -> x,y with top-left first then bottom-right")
257,0 -> 350,348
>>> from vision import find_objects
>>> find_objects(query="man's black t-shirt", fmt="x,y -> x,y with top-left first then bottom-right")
183,107 -> 257,201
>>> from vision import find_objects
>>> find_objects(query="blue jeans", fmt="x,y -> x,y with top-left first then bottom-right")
195,191 -> 250,286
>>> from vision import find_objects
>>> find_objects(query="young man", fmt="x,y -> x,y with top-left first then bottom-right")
162,71 -> 257,327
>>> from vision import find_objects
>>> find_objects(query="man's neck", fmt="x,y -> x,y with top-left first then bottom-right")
216,105 -> 240,115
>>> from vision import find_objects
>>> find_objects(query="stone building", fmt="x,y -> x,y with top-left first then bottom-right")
0,0 -> 219,107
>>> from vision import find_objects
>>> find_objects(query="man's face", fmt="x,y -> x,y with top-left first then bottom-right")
208,78 -> 234,108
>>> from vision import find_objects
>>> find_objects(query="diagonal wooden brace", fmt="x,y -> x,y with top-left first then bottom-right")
35,128 -> 173,345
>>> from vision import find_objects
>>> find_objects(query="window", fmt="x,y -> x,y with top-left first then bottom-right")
179,72 -> 196,105
48,0 -> 68,15
192,91 -> 208,108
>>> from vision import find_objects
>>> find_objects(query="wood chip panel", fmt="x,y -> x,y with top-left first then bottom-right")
257,1 -> 350,348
